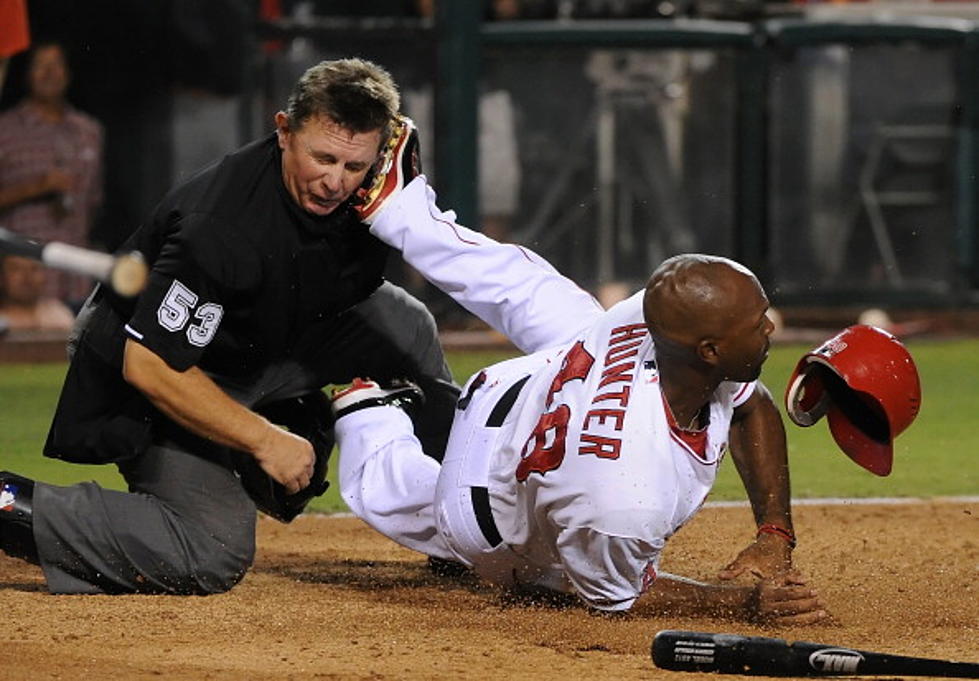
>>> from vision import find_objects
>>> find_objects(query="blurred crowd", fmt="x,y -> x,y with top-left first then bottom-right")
0,26 -> 101,338
0,0 -> 939,340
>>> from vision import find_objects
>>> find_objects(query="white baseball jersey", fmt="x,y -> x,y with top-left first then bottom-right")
485,293 -> 754,610
344,177 -> 755,612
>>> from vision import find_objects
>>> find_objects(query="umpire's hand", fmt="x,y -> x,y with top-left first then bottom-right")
252,425 -> 316,494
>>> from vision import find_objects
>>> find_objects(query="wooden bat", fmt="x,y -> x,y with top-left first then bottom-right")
652,630 -> 979,678
0,226 -> 148,297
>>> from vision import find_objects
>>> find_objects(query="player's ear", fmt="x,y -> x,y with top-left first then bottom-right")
274,112 -> 291,150
697,338 -> 720,366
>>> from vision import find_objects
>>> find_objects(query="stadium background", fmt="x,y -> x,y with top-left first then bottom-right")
4,0 -> 979,317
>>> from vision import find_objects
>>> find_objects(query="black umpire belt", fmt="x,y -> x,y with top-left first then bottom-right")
469,374 -> 530,548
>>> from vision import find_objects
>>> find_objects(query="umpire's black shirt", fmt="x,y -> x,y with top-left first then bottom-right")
45,134 -> 389,464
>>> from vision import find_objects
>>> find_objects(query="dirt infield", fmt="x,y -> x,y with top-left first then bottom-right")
0,500 -> 975,680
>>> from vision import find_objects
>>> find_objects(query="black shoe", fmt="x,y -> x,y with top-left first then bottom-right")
0,471 -> 38,563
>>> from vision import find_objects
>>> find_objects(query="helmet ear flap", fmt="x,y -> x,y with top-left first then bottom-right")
786,360 -> 830,427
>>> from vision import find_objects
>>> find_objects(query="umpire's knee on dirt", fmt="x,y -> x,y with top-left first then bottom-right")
31,443 -> 259,595
179,528 -> 256,595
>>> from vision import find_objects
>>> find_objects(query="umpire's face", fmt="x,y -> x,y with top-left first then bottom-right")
275,112 -> 382,217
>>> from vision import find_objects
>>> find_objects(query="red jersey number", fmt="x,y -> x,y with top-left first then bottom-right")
516,341 -> 594,481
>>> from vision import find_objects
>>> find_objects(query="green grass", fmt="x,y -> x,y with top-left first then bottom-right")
1,341 -> 974,515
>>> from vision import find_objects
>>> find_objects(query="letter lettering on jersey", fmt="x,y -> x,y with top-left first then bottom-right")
609,323 -> 648,346
598,361 -> 634,389
592,385 -> 631,408
604,341 -> 641,367
574,324 -> 646,463
517,342 -> 596,482
582,408 -> 625,431
603,323 -> 646,368
545,340 -> 595,408
516,404 -> 572,482
578,434 -> 621,460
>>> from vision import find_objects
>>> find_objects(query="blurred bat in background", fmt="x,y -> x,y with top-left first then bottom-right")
0,226 -> 148,297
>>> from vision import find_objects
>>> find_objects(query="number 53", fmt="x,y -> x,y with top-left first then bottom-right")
157,279 -> 223,347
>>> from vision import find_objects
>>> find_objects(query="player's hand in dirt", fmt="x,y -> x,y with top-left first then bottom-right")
719,531 -> 793,582
749,570 -> 831,626
252,425 -> 316,494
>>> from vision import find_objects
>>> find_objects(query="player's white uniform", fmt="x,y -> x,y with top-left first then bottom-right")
336,177 -> 755,611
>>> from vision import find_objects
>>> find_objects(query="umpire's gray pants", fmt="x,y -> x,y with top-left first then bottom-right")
31,282 -> 459,594
34,442 -> 255,594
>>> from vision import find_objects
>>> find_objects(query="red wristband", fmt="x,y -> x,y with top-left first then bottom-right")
757,523 -> 797,548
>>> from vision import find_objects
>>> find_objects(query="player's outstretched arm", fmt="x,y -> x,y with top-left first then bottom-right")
368,177 -> 602,354
122,339 -> 315,493
632,571 -> 829,626
720,382 -> 796,581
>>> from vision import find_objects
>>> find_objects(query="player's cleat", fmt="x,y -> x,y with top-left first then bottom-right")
0,470 -> 39,564
353,114 -> 421,225
331,377 -> 425,419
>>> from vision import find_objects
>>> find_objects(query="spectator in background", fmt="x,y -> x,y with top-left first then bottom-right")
0,254 -> 74,332
0,41 -> 104,308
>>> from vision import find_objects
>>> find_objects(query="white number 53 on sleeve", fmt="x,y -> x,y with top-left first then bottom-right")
157,279 -> 224,347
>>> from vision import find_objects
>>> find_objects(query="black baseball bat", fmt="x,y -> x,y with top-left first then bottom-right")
0,226 -> 148,297
652,630 -> 979,678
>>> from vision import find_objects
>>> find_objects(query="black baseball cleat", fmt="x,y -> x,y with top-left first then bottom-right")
353,114 -> 421,226
331,377 -> 425,420
0,470 -> 39,563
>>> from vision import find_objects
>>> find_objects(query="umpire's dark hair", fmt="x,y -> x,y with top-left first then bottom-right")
284,58 -> 400,145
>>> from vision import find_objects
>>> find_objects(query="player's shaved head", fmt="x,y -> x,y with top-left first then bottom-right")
643,254 -> 765,361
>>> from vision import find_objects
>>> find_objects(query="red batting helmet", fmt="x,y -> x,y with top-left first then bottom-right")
785,325 -> 921,476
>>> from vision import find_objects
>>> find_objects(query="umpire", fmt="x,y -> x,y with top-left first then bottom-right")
0,58 -> 459,594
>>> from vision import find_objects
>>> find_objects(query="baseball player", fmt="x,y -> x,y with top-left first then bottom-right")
0,59 -> 459,594
328,127 -> 828,623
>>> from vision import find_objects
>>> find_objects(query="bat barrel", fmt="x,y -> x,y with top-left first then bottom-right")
1,225 -> 147,297
42,242 -> 115,281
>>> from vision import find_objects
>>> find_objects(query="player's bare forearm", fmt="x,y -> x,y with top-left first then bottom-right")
631,572 -> 755,620
729,383 -> 792,531
719,383 -> 795,580
122,339 -> 314,492
632,572 -> 829,625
